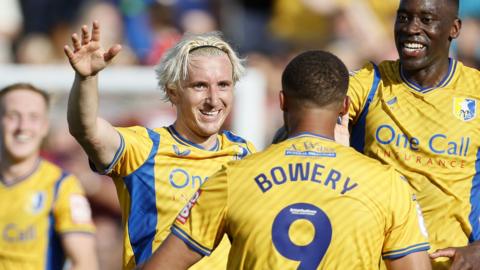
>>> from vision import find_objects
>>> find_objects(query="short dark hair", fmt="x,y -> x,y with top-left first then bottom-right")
0,83 -> 50,109
282,50 -> 349,108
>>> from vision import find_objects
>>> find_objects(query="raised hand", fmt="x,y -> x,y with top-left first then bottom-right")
64,21 -> 122,78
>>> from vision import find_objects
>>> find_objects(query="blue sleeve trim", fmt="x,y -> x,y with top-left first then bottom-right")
171,225 -> 211,257
382,242 -> 430,260
350,63 -> 381,153
89,131 -> 125,175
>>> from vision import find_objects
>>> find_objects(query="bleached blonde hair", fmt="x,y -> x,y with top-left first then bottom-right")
155,31 -> 245,101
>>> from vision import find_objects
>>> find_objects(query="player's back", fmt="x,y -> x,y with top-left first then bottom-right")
224,133 -> 429,269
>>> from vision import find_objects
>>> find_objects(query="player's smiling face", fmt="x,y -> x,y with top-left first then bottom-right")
172,54 -> 234,145
394,0 -> 460,71
0,89 -> 49,162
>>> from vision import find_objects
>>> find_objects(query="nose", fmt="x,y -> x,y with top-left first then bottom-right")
205,86 -> 220,106
404,17 -> 421,35
16,115 -> 29,131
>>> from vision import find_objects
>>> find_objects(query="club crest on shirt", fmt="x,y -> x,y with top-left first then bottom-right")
173,145 -> 191,156
27,191 -> 47,214
453,97 -> 477,122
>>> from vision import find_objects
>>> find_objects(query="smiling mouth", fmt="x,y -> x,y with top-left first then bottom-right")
200,110 -> 220,117
402,42 -> 426,54
15,134 -> 32,143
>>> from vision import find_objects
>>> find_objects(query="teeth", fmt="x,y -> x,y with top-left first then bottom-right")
404,43 -> 424,49
201,110 -> 219,116
16,134 -> 31,142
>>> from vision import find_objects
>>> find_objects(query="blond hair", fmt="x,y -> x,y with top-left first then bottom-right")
155,32 -> 245,101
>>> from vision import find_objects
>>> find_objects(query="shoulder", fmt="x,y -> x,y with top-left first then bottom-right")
220,130 -> 257,153
456,60 -> 480,77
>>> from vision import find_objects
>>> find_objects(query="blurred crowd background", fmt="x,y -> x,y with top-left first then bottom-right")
1,0 -> 480,269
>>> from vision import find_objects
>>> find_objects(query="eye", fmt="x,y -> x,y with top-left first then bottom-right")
218,81 -> 232,89
396,14 -> 408,23
421,16 -> 433,24
4,112 -> 19,121
193,82 -> 207,90
29,113 -> 41,122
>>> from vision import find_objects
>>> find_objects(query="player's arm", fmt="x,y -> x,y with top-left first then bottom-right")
385,251 -> 431,270
61,233 -> 99,270
382,171 -> 431,270
140,234 -> 203,270
142,168 -> 230,269
64,21 -> 122,170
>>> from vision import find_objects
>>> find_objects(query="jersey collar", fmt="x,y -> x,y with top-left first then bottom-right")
400,58 -> 457,94
287,132 -> 335,142
167,125 -> 220,151
0,158 -> 41,187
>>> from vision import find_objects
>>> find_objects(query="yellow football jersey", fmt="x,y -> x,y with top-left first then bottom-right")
102,125 -> 256,269
0,159 -> 95,270
349,59 -> 480,269
172,133 -> 429,269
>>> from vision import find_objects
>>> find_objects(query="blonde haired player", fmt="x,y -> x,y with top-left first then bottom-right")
64,22 -> 255,269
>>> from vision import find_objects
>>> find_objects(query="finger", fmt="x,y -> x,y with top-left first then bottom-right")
81,25 -> 90,45
63,45 -> 75,59
104,44 -> 122,62
91,20 -> 100,42
429,248 -> 456,259
71,33 -> 81,51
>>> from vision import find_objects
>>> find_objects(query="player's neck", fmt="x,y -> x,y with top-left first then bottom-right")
171,123 -> 218,150
286,110 -> 336,140
402,57 -> 451,88
0,154 -> 40,185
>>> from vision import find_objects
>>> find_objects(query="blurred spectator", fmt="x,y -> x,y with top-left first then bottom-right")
174,0 -> 218,33
77,0 -> 138,65
455,0 -> 480,68
16,34 -> 57,64
144,2 -> 181,65
220,0 -> 287,56
0,0 -> 22,63
16,0 -> 86,62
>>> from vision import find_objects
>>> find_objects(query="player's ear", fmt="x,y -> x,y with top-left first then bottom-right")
450,17 -> 461,40
340,96 -> 350,116
279,90 -> 287,112
167,87 -> 179,105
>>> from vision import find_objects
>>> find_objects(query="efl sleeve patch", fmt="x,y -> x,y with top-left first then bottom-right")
176,190 -> 201,224
69,195 -> 93,224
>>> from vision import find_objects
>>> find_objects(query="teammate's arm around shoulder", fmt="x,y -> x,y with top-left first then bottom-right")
64,21 -> 122,170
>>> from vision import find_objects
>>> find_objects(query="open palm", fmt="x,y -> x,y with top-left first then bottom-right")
64,21 -> 121,77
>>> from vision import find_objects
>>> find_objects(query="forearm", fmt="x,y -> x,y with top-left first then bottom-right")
67,73 -> 120,168
62,233 -> 99,270
67,73 -> 100,141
